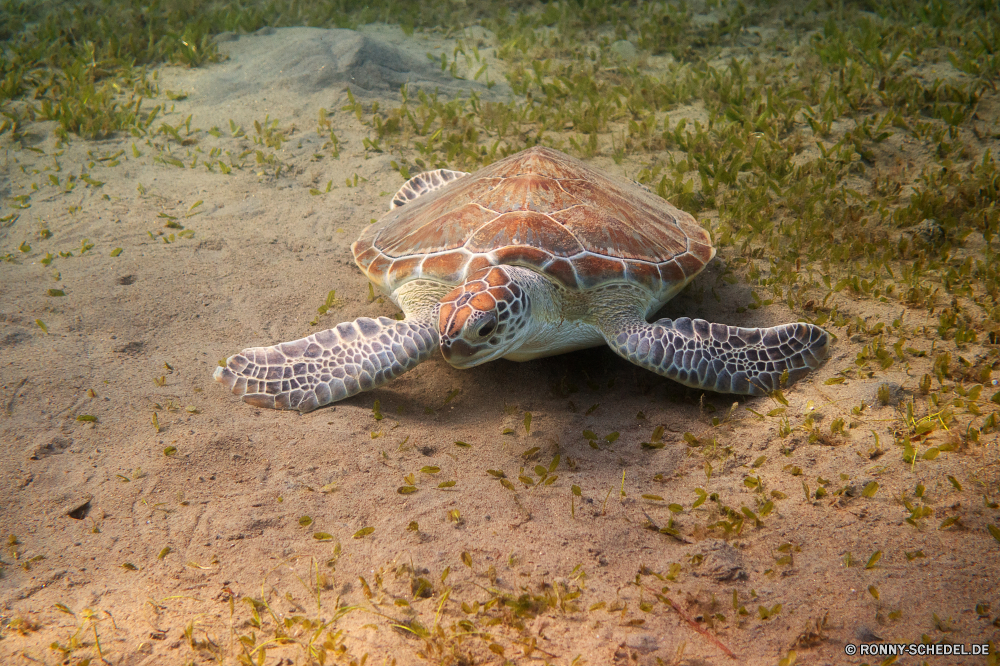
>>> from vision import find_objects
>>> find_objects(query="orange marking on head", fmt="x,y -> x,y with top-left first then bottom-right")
440,285 -> 464,306
469,292 -> 496,311
438,302 -> 457,326
488,286 -> 515,302
446,306 -> 474,338
439,284 -> 471,337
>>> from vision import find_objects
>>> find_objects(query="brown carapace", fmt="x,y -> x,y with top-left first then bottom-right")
351,146 -> 714,296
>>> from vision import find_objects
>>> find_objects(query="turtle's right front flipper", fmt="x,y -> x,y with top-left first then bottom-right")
601,315 -> 829,396
214,315 -> 438,412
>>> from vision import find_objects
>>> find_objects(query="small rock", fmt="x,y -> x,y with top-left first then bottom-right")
913,218 -> 945,246
863,381 -> 906,408
625,632 -> 658,652
610,40 -> 639,64
28,434 -> 73,460
207,27 -> 505,102
694,539 -> 747,581
844,478 -> 874,497
855,625 -> 883,642
43,490 -> 93,519
529,616 -> 550,637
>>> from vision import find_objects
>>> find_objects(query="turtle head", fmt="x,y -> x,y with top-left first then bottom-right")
437,266 -> 531,367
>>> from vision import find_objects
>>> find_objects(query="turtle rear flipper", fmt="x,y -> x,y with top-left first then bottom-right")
214,315 -> 437,412
390,169 -> 469,209
602,315 -> 829,395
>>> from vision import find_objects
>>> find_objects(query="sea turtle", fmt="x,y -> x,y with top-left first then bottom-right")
215,146 -> 829,413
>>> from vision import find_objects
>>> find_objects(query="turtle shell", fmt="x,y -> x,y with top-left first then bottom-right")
353,146 -> 715,296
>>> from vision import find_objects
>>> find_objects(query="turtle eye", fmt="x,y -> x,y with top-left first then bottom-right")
476,318 -> 496,338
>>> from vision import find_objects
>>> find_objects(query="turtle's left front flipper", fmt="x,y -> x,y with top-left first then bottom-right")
214,315 -> 438,412
601,316 -> 829,396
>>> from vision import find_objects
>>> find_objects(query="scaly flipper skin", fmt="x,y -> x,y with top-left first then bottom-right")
214,314 -> 438,412
390,169 -> 468,209
602,315 -> 830,395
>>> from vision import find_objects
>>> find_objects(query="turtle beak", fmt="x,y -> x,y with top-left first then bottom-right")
440,335 -> 507,368
440,337 -> 477,363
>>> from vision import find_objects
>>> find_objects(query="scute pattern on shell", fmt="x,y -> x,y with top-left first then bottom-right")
353,147 -> 714,295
